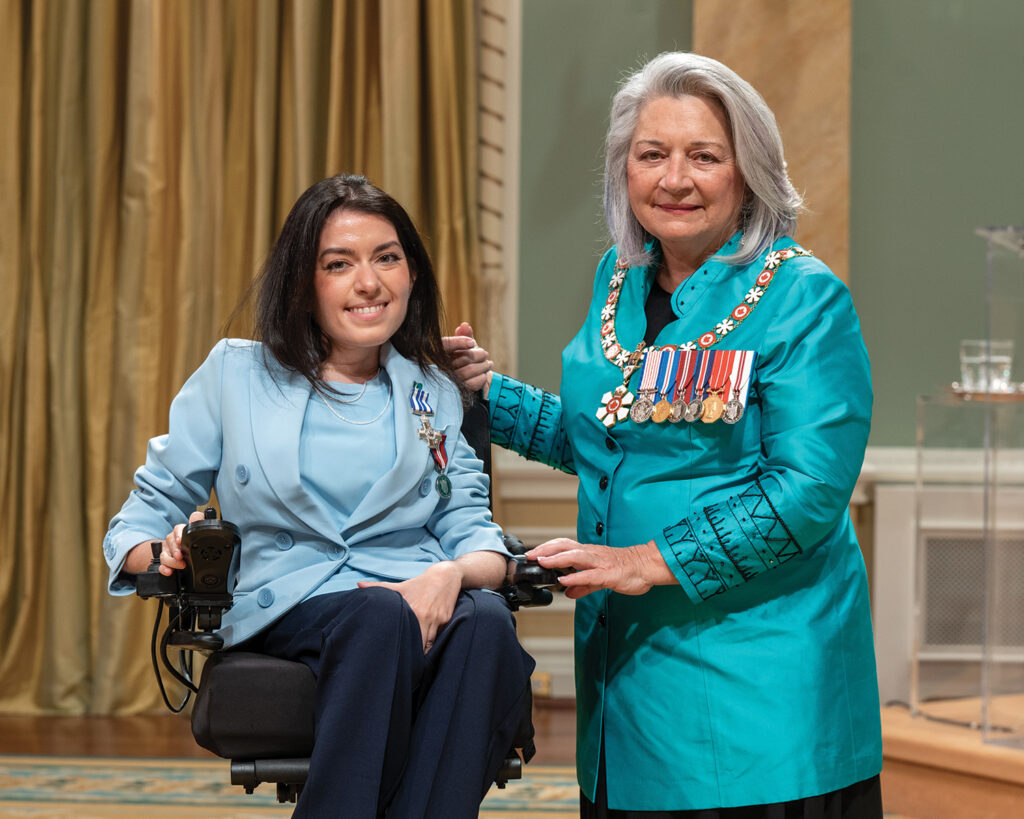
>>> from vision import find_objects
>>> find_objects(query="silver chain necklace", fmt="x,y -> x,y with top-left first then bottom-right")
330,380 -> 369,404
317,377 -> 393,425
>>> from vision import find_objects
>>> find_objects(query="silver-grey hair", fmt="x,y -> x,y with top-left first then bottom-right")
604,52 -> 803,268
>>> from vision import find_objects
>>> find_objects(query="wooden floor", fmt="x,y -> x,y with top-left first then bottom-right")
0,700 -> 577,765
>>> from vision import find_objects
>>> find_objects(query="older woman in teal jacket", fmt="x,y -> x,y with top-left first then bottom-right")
449,53 -> 882,818
105,175 -> 534,819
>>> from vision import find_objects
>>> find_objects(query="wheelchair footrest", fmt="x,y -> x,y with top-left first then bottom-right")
493,751 -> 523,789
231,757 -> 309,801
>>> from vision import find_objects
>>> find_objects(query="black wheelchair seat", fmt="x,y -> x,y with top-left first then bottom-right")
191,651 -> 316,760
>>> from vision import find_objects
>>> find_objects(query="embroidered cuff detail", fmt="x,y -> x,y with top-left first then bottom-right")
662,481 -> 800,601
490,375 -> 576,473
662,517 -> 730,601
736,480 -> 801,564
489,374 -> 521,451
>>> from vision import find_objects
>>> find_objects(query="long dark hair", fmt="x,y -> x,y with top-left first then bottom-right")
251,174 -> 464,400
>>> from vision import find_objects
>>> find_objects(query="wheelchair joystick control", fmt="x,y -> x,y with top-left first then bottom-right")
136,507 -> 241,652
179,508 -> 240,617
133,508 -> 243,710
500,533 -> 563,610
136,541 -> 179,598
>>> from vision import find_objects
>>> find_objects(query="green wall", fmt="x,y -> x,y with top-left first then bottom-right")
518,0 -> 693,392
851,0 -> 1024,446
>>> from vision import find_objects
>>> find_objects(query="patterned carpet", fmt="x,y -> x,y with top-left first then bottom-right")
0,755 -> 578,818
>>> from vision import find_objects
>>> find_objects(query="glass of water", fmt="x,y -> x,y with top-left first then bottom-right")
959,339 -> 1014,393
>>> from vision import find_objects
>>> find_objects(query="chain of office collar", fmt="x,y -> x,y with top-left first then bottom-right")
598,246 -> 813,378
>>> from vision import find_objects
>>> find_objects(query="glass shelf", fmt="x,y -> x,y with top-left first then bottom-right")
911,228 -> 1024,749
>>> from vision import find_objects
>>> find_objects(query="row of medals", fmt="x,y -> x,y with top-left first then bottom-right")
629,387 -> 744,425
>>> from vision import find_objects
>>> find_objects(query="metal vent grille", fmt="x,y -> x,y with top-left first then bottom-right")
923,533 -> 1024,650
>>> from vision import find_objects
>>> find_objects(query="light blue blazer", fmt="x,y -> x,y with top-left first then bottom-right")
104,339 -> 505,647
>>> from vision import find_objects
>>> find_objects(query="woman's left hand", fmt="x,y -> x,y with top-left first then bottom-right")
525,538 -> 675,599
442,322 -> 493,395
358,561 -> 463,652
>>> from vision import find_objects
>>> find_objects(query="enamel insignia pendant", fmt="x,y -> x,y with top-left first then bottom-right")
434,473 -> 452,499
596,385 -> 634,428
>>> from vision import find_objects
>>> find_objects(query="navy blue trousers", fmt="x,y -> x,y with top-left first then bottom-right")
244,586 -> 535,818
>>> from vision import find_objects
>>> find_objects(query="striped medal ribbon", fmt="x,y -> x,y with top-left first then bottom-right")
723,351 -> 756,424
683,351 -> 711,422
669,350 -> 697,423
430,433 -> 452,499
701,350 -> 735,424
651,347 -> 680,423
629,349 -> 662,423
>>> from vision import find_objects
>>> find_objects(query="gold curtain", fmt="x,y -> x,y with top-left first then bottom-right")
0,0 -> 479,715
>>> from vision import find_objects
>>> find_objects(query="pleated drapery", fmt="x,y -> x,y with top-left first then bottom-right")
0,0 -> 479,714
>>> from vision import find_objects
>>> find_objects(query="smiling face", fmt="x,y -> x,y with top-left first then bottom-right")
627,94 -> 747,279
312,208 -> 414,380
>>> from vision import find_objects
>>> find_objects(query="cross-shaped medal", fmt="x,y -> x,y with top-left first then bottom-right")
417,419 -> 444,449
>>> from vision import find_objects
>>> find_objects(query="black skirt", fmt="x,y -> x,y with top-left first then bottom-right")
581,752 -> 882,819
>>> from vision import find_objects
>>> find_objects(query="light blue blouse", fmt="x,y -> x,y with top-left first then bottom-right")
301,372 -> 407,598
301,374 -> 396,524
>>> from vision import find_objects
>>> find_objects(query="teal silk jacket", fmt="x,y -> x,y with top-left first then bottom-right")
489,234 -> 882,810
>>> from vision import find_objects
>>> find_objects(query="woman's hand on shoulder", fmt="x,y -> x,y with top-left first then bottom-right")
442,322 -> 493,396
525,538 -> 675,599
358,562 -> 463,653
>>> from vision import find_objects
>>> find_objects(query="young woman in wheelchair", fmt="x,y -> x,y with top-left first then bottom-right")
103,174 -> 535,818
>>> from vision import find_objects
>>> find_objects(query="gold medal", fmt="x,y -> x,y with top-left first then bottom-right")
701,391 -> 725,423
652,399 -> 673,423
698,350 -> 732,424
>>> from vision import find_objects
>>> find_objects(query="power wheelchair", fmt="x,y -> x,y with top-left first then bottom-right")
133,399 -> 560,804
